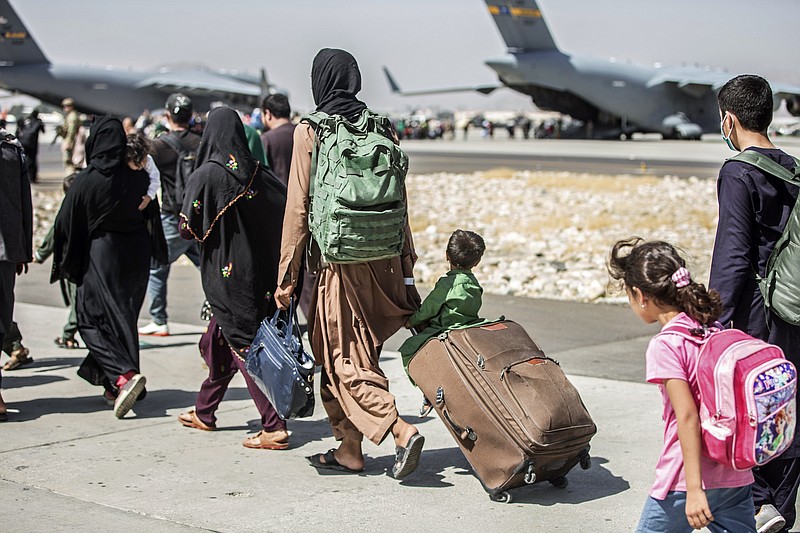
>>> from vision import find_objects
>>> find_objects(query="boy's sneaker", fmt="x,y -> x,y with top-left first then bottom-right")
756,504 -> 786,533
138,321 -> 169,336
114,374 -> 146,418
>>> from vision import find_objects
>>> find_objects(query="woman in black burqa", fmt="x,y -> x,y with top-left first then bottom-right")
177,107 -> 291,450
52,116 -> 165,419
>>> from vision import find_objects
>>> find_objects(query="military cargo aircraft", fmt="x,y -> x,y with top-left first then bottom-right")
386,0 -> 800,139
0,0 -> 277,117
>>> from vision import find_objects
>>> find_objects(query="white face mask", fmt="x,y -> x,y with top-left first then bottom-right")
720,112 -> 737,152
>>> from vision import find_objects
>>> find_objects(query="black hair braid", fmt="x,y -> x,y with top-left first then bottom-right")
608,237 -> 721,326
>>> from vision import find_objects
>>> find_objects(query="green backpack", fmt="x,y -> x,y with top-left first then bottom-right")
303,109 -> 408,264
729,150 -> 800,324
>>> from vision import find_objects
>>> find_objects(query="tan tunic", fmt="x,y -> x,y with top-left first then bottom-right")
277,123 -> 418,445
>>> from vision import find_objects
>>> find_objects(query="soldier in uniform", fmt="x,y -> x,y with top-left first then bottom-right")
58,98 -> 81,174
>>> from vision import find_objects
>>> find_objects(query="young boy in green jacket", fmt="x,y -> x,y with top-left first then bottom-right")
400,230 -> 485,414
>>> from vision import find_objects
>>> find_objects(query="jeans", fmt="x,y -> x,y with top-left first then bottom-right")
145,212 -> 200,324
636,486 -> 756,533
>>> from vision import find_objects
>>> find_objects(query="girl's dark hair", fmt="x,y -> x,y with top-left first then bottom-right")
125,133 -> 151,166
607,237 -> 721,325
447,229 -> 485,269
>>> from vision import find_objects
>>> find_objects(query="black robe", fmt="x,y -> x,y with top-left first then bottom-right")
52,117 -> 164,389
180,107 -> 287,351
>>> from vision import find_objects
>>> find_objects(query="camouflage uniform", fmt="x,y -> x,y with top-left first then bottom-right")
60,108 -> 80,173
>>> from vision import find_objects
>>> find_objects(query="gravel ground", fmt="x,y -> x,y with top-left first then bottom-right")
406,169 -> 719,303
32,169 -> 720,304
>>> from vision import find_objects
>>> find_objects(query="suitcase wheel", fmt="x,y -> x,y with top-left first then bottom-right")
489,491 -> 512,504
580,454 -> 592,470
549,476 -> 568,489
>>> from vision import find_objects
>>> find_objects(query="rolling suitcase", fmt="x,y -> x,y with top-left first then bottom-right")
407,320 -> 596,502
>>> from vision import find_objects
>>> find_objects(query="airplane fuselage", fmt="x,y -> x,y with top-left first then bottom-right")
0,64 -> 229,117
486,51 -> 724,135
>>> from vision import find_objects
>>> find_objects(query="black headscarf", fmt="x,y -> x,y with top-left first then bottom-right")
179,107 -> 288,350
311,48 -> 367,121
84,116 -> 126,174
180,107 -> 259,242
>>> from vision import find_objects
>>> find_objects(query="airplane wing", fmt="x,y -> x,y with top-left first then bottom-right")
135,69 -> 261,98
772,82 -> 800,99
648,72 -> 800,101
645,73 -> 728,97
383,66 -> 501,96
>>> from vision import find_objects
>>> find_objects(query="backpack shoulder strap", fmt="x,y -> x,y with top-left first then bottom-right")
727,150 -> 800,185
301,111 -> 333,130
159,132 -> 186,155
657,324 -> 704,344
656,323 -> 723,345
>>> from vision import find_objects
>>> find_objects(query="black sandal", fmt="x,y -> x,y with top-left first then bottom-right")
54,337 -> 80,349
307,449 -> 364,473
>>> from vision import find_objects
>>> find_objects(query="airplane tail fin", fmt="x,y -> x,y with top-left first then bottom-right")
485,0 -> 559,52
0,0 -> 49,65
382,66 -> 402,94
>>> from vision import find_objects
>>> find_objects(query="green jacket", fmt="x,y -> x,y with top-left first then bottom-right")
244,124 -> 268,167
400,269 -> 484,371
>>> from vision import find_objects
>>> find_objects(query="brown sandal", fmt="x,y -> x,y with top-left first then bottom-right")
178,409 -> 216,431
242,429 -> 289,450
3,348 -> 32,370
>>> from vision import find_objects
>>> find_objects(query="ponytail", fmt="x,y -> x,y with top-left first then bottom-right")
608,238 -> 721,326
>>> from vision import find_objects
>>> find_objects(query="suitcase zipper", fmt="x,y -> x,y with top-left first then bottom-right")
446,337 -> 593,453
444,338 -> 537,452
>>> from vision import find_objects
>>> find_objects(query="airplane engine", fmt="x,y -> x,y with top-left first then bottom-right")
787,96 -> 800,117
519,84 -> 598,121
661,113 -> 702,140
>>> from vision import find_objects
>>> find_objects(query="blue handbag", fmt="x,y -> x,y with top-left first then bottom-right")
246,298 -> 315,419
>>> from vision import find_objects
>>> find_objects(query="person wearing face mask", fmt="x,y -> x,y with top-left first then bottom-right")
709,74 -> 800,533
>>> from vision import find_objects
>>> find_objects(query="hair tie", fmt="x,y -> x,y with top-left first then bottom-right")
671,267 -> 691,288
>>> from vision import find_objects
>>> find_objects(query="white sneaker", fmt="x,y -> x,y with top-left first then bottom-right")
114,374 -> 146,419
756,504 -> 786,533
138,321 -> 169,336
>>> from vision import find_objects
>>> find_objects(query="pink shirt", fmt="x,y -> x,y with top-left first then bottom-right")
645,313 -> 754,500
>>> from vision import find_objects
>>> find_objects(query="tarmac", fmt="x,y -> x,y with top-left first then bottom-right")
3,137 -> 800,531
2,291 -> 662,533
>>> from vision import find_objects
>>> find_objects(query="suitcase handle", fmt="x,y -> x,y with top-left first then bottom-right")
436,388 -> 477,442
442,409 -> 477,442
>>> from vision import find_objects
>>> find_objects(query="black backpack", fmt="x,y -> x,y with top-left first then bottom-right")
160,133 -> 198,209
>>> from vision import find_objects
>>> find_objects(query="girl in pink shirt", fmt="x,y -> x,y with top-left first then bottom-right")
608,238 -> 755,532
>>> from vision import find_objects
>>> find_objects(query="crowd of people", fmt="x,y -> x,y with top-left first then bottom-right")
0,49 -> 798,531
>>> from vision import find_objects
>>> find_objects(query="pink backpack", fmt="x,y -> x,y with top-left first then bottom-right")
658,325 -> 797,470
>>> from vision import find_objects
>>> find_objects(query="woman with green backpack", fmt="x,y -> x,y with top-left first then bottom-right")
275,48 -> 425,479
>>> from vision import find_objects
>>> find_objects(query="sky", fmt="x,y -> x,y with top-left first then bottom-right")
10,0 -> 800,114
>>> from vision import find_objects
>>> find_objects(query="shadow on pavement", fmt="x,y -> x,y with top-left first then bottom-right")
130,387 -> 253,419
138,341 -> 198,351
501,456 -> 630,505
372,450 -> 630,504
8,393 -> 122,421
2,373 -> 68,389
7,356 -> 86,373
